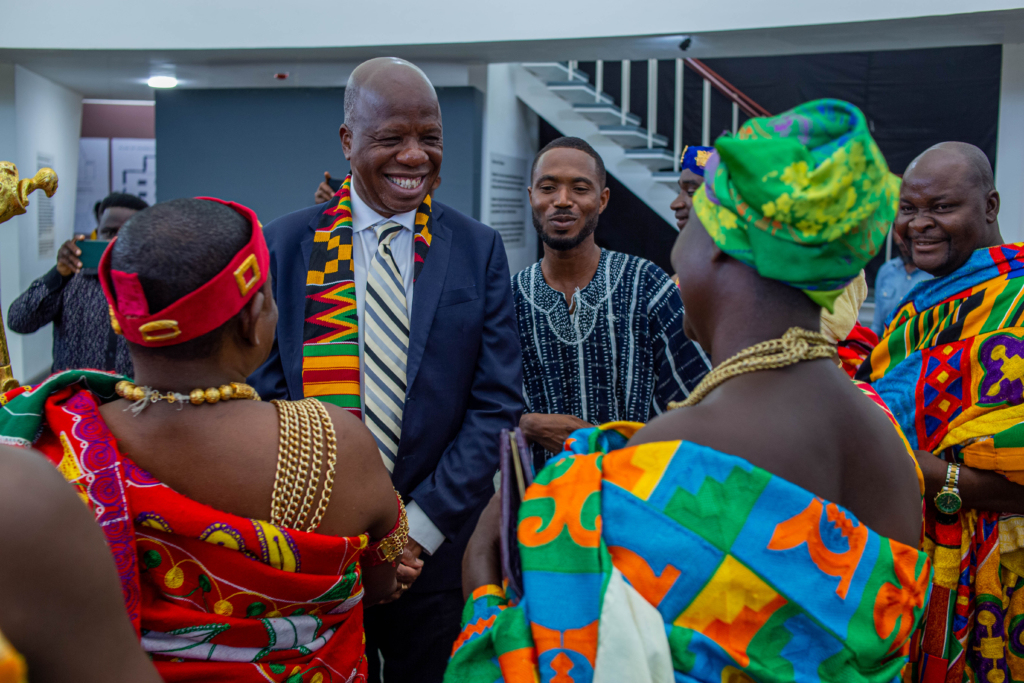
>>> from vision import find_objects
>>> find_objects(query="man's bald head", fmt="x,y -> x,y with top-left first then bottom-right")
343,57 -> 439,131
895,141 -> 1002,277
905,141 -> 994,194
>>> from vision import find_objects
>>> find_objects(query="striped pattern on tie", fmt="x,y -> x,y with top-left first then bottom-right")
363,220 -> 409,472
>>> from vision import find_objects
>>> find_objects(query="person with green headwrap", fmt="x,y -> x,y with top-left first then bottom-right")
445,99 -> 930,683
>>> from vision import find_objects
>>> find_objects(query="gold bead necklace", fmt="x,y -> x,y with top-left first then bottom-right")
269,398 -> 338,533
668,327 -> 836,410
115,380 -> 260,414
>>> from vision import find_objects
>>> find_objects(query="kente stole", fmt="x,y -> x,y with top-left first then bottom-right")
302,175 -> 432,416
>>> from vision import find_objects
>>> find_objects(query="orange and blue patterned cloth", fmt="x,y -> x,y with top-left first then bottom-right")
858,243 -> 1024,683
446,422 -> 931,683
0,371 -> 371,682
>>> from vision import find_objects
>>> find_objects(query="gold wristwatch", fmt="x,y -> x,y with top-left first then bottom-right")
934,462 -> 963,515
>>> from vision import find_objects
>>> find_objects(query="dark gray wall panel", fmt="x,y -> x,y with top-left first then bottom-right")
156,86 -> 482,224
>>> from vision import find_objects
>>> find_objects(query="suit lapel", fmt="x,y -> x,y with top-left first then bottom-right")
407,204 -> 451,393
291,212 -> 319,395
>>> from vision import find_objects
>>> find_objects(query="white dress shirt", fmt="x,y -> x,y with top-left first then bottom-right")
349,185 -> 445,555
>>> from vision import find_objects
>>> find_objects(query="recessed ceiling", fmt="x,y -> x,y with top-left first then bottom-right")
2,9 -> 1021,100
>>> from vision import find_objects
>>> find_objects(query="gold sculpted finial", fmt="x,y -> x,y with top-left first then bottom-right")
0,163 -> 58,224
0,162 -> 59,392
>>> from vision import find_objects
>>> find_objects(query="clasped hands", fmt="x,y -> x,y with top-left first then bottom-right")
381,537 -> 425,603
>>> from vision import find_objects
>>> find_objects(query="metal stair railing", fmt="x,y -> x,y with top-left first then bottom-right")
522,58 -> 771,182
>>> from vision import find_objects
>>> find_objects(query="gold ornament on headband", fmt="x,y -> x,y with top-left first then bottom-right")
0,162 -> 59,392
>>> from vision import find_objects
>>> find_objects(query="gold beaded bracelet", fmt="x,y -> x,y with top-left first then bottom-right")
366,493 -> 410,565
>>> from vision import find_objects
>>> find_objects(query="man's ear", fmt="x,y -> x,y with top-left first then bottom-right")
987,189 -> 1000,223
340,124 -> 353,161
239,290 -> 266,347
598,186 -> 611,214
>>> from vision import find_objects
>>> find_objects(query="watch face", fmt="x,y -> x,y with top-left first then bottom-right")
935,490 -> 962,515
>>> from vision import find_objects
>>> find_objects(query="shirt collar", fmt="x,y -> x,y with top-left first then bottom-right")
349,182 -> 417,233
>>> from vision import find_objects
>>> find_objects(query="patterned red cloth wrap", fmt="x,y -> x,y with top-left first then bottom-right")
32,383 -> 371,683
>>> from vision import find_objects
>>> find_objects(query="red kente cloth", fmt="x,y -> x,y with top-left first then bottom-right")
837,321 -> 879,379
33,383 -> 370,682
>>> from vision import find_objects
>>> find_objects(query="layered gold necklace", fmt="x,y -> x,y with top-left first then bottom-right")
669,327 -> 836,409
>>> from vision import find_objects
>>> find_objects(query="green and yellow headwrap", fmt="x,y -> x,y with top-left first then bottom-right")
693,98 -> 899,312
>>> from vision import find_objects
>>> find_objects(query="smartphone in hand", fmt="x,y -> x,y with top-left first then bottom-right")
77,240 -> 111,270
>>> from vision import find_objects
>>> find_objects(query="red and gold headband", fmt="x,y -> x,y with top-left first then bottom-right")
99,197 -> 269,348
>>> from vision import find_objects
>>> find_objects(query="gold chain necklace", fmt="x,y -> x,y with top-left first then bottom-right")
669,327 -> 836,409
269,398 -> 339,533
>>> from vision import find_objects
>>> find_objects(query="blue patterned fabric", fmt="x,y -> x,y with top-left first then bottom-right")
512,249 -> 709,466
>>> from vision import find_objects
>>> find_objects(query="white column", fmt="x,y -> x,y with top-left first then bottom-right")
996,44 -> 1024,245
480,64 -> 539,277
0,65 -> 82,382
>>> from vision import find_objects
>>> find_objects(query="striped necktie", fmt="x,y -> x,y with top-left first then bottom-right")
363,220 -> 408,472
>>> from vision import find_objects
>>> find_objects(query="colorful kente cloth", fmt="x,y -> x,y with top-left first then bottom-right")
446,422 -> 931,683
838,323 -> 880,379
858,244 -> 1024,682
693,99 -> 900,311
302,175 -> 432,416
0,371 -> 371,682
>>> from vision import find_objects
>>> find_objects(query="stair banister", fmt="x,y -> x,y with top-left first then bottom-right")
621,60 -> 631,126
674,59 -> 684,168
647,59 -> 657,149
684,58 -> 770,119
702,79 -> 711,146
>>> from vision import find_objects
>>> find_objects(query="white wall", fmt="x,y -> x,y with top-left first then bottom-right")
997,43 -> 1024,245
481,64 -> 539,277
5,0 -> 1021,51
0,64 -> 17,384
0,65 -> 82,382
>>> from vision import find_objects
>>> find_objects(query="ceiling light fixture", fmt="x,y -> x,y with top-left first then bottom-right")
147,76 -> 178,89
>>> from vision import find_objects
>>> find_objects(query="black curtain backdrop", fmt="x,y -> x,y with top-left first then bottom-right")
698,45 -> 1001,175
563,46 -> 1003,278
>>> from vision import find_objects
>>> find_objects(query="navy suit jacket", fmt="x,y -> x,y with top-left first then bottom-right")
250,199 -> 524,592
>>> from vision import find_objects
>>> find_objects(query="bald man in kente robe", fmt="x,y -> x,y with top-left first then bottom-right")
859,142 -> 1024,681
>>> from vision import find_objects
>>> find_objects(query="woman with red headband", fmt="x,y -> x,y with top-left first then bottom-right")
0,198 -> 403,682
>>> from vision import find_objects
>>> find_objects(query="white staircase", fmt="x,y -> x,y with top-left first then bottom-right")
513,60 -> 770,231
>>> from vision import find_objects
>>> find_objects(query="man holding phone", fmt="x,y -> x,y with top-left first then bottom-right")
7,192 -> 147,378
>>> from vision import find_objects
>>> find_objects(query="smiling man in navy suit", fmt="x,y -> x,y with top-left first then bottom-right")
249,57 -> 523,682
